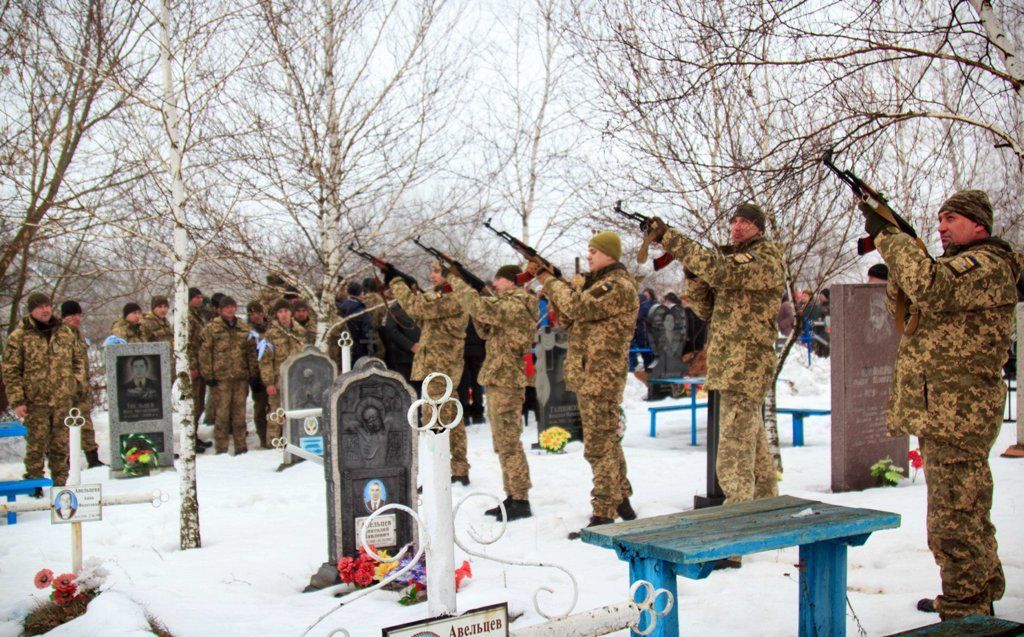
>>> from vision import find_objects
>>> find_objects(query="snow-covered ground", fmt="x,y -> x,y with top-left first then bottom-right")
1,354 -> 1022,636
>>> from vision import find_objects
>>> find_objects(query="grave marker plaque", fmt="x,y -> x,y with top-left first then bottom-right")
645,304 -> 689,399
830,284 -> 908,491
322,366 -> 417,564
534,326 -> 583,444
280,346 -> 337,466
104,342 -> 174,477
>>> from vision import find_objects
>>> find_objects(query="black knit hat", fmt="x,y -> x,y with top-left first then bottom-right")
867,263 -> 889,281
188,287 -> 202,301
122,302 -> 142,318
347,281 -> 364,296
730,202 -> 766,232
246,300 -> 264,314
495,264 -> 522,284
271,299 -> 292,315
60,300 -> 82,317
151,295 -> 169,309
26,292 -> 51,312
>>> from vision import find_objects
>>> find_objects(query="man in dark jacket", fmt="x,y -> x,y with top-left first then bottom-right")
458,321 -> 486,424
381,301 -> 420,384
336,281 -> 375,364
629,288 -> 655,371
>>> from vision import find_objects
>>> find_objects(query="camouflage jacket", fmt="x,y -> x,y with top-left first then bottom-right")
68,325 -> 92,404
141,312 -> 174,344
542,262 -> 638,398
111,318 -> 145,343
364,291 -> 387,358
258,320 -> 307,388
199,316 -> 258,382
296,315 -> 318,345
663,230 -> 784,398
389,279 -> 468,380
188,307 -> 204,373
2,316 -> 84,408
878,230 -> 1022,460
450,278 -> 538,389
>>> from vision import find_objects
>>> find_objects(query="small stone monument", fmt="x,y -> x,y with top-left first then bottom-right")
645,304 -> 688,399
280,346 -> 337,466
306,364 -> 417,590
830,283 -> 908,491
104,342 -> 174,477
534,326 -> 583,444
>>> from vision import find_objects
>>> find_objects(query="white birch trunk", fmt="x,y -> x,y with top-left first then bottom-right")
319,0 -> 342,347
968,0 -> 1024,99
161,0 -> 200,550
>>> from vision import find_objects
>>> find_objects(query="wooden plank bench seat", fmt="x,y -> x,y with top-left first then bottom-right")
647,377 -> 706,443
776,407 -> 831,447
581,495 -> 900,637
886,615 -> 1024,636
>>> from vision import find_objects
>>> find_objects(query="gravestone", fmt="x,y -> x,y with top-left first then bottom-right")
353,357 -> 387,372
312,365 -> 416,588
830,283 -> 907,491
279,346 -> 337,466
645,304 -> 689,399
104,342 -> 174,477
534,326 -> 583,444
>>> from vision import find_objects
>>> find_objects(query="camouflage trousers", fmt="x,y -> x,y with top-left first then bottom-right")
252,387 -> 269,447
487,386 -> 531,500
24,404 -> 70,486
578,396 -> 632,519
73,399 -> 99,453
192,374 -> 207,427
717,390 -> 777,505
213,380 -> 248,453
266,392 -> 283,442
204,382 -> 218,425
921,437 -> 1005,619
422,371 -> 469,478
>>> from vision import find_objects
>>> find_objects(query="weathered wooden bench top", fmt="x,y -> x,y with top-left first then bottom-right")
886,615 -> 1024,636
582,495 -> 900,570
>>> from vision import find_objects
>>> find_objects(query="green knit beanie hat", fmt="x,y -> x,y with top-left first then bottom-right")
588,231 -> 622,261
730,202 -> 766,232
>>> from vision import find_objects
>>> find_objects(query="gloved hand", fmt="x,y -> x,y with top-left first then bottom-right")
249,377 -> 264,393
205,379 -> 218,388
382,263 -> 399,285
642,216 -> 668,243
858,201 -> 888,238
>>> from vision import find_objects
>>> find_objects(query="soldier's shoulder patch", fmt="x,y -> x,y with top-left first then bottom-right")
433,291 -> 444,299
945,255 -> 980,276
732,252 -> 755,264
588,281 -> 614,299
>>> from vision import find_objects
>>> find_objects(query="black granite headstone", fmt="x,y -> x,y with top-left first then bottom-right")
280,346 -> 337,466
645,304 -> 689,399
534,326 -> 583,444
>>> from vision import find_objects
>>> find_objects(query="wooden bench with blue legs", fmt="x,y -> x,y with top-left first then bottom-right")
0,421 -> 54,525
776,407 -> 831,447
581,495 -> 900,637
886,615 -> 1024,636
647,377 -> 706,445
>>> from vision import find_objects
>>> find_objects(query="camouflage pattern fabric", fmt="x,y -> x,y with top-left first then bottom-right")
68,326 -> 98,453
542,262 -> 637,519
363,291 -> 388,358
199,316 -> 258,382
252,386 -> 269,448
718,390 -> 777,503
140,312 -> 174,344
661,229 -> 784,399
876,229 -> 1019,618
296,312 -> 318,345
110,318 -> 145,343
213,379 -> 248,453
188,307 -> 205,375
389,279 -> 470,476
258,321 -> 307,389
2,316 -> 84,484
487,385 -> 531,499
578,398 -> 632,519
449,277 -> 539,389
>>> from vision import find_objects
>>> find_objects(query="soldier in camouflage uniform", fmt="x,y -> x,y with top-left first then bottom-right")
450,264 -> 539,519
111,303 -> 145,343
257,273 -> 289,311
259,299 -> 308,442
386,263 -> 471,483
363,278 -> 388,359
141,295 -> 175,378
199,296 -> 258,454
246,301 -> 271,448
862,190 -> 1014,619
648,205 -> 784,518
2,293 -> 85,488
187,287 -> 211,451
293,300 -> 318,345
59,301 -> 104,468
531,232 -> 639,537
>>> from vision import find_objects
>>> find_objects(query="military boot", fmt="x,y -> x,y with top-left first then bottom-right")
568,516 -> 613,540
617,498 -> 637,520
494,499 -> 532,522
916,598 -> 938,614
485,497 -> 512,517
85,449 -> 105,468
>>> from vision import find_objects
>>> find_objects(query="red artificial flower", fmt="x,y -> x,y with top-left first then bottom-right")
52,587 -> 76,606
34,569 -> 54,590
454,560 -> 472,591
353,561 -> 375,587
53,573 -> 76,593
337,556 -> 358,583
908,449 -> 923,470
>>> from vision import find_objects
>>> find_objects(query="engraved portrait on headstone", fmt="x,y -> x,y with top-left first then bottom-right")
534,326 -> 583,444
645,303 -> 688,399
116,355 -> 163,422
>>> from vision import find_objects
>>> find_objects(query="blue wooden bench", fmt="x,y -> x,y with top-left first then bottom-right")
0,421 -> 53,524
886,615 -> 1024,636
581,495 -> 900,637
647,377 -> 706,444
776,407 -> 831,447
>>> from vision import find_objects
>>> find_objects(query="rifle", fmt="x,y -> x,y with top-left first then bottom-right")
482,219 -> 563,285
410,237 -> 491,294
613,200 -> 674,271
347,244 -> 418,290
822,149 -> 926,335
